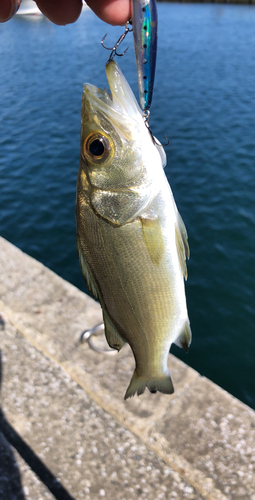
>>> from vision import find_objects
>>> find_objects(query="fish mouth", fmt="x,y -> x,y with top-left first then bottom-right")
83,61 -> 143,140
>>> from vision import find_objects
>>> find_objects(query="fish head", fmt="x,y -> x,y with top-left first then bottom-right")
80,61 -> 165,192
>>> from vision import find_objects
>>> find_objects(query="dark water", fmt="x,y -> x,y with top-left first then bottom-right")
0,4 -> 255,409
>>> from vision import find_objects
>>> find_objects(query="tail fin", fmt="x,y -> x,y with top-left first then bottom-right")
124,370 -> 174,400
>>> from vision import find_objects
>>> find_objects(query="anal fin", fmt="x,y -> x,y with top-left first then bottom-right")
174,321 -> 192,352
103,310 -> 126,352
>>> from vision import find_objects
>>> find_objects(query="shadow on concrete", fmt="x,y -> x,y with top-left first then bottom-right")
0,347 -> 75,500
0,429 -> 26,500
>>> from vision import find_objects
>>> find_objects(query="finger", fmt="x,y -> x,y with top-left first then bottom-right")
0,0 -> 20,22
86,0 -> 131,26
35,0 -> 83,25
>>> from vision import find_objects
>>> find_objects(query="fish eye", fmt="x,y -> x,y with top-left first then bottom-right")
89,139 -> 105,157
83,133 -> 113,165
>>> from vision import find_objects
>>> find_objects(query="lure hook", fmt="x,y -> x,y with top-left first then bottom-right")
101,21 -> 133,61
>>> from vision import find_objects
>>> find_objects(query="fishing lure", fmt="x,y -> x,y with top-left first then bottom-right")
132,0 -> 158,112
101,0 -> 158,113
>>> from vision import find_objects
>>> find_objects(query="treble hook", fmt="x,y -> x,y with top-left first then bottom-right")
101,21 -> 133,62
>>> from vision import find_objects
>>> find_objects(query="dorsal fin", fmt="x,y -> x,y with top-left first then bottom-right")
175,211 -> 189,280
176,211 -> 190,259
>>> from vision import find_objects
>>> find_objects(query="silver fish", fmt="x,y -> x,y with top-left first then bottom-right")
76,61 -> 191,400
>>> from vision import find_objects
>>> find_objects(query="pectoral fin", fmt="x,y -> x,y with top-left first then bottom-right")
77,235 -> 99,300
103,310 -> 126,352
174,321 -> 192,352
141,216 -> 165,265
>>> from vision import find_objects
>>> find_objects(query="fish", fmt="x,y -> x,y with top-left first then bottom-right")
76,60 -> 191,400
132,0 -> 158,111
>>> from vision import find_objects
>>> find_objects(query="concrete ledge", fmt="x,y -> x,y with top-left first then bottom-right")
0,236 -> 255,499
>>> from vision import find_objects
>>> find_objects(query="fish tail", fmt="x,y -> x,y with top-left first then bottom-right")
124,370 -> 174,400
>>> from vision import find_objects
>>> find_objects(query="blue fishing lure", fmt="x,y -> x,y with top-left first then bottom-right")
132,0 -> 158,112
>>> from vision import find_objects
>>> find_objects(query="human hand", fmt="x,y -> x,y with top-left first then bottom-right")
0,0 -> 131,26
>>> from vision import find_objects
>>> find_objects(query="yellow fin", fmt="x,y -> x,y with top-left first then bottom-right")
103,310 -> 126,352
174,321 -> 192,352
76,235 -> 99,300
175,223 -> 188,280
141,216 -> 165,265
124,369 -> 174,400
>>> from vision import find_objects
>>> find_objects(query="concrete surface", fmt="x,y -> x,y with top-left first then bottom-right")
0,235 -> 255,500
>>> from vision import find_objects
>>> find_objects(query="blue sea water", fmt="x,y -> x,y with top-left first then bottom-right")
0,4 -> 254,409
